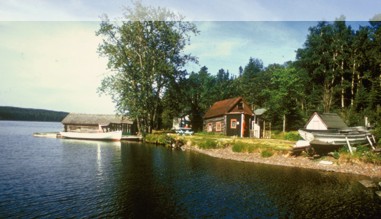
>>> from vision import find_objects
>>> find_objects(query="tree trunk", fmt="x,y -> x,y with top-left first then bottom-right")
350,60 -> 356,107
341,60 -> 345,109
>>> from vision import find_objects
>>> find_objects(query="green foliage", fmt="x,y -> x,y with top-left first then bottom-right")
271,131 -> 301,141
198,139 -> 218,149
97,12 -> 381,135
338,145 -> 381,165
96,2 -> 198,136
231,141 -> 275,157
373,126 -> 381,143
283,132 -> 302,141
332,151 -> 340,159
261,150 -> 274,158
231,141 -> 249,152
196,131 -> 225,137
145,133 -> 170,145
231,141 -> 272,153
0,106 -> 68,122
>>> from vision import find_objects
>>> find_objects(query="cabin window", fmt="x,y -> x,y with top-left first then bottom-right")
207,123 -> 213,132
237,102 -> 243,110
230,119 -> 237,129
216,122 -> 222,132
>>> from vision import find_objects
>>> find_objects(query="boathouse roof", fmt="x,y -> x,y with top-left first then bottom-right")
204,97 -> 253,119
305,112 -> 348,130
61,113 -> 133,126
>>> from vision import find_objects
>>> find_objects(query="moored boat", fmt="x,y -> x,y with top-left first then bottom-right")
59,130 -> 122,141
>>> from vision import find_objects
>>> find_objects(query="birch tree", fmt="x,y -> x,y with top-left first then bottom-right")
96,2 -> 198,137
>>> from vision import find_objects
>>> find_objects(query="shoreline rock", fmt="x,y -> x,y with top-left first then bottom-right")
184,145 -> 381,179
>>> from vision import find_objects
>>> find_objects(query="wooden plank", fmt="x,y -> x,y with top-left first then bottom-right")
345,136 -> 353,155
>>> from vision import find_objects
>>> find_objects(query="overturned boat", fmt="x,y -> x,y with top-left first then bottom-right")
298,128 -> 375,154
298,112 -> 376,154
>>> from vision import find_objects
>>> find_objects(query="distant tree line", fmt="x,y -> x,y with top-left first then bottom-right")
0,106 -> 68,122
97,2 -> 381,135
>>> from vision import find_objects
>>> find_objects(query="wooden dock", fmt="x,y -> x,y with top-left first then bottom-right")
122,135 -> 143,141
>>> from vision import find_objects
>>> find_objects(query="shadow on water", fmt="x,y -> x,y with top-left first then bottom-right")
0,121 -> 380,218
113,142 -> 381,218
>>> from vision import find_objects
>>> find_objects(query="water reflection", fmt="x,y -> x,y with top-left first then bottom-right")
115,143 -> 381,218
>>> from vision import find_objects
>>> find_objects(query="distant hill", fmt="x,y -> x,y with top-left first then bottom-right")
0,106 -> 68,122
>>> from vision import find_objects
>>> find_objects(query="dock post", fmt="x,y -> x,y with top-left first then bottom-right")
345,136 -> 353,155
367,135 -> 376,150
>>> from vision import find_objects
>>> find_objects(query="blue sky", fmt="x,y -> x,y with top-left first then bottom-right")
0,0 -> 378,114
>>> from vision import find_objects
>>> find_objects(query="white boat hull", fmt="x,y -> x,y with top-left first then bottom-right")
298,129 -> 370,146
60,131 -> 122,141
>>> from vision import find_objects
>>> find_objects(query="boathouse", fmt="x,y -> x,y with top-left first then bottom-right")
304,112 -> 348,130
203,97 -> 253,137
61,113 -> 137,135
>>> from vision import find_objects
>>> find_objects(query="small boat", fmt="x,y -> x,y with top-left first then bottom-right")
59,130 -> 122,141
298,128 -> 374,154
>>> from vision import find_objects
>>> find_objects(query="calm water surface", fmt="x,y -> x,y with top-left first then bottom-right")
0,121 -> 381,218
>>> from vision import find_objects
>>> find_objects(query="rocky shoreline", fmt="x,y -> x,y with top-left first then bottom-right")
184,144 -> 381,179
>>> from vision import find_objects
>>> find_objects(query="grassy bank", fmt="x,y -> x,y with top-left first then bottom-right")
146,132 -> 381,165
146,132 -> 294,158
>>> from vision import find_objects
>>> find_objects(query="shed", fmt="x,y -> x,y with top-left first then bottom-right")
252,108 -> 268,138
305,112 -> 348,130
61,113 -> 137,135
203,97 -> 253,137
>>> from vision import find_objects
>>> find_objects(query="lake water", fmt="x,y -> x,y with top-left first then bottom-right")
0,121 -> 380,218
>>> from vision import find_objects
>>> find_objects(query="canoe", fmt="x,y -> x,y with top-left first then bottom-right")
59,131 -> 122,141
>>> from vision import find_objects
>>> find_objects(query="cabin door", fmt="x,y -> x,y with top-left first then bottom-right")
226,114 -> 241,136
253,123 -> 260,138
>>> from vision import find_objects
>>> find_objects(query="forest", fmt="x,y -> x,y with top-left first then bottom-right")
160,19 -> 381,133
0,106 -> 68,122
97,3 -> 381,136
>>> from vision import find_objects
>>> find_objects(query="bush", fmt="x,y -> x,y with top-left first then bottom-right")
231,141 -> 268,153
261,150 -> 274,158
198,139 -> 218,149
271,131 -> 301,141
284,132 -> 301,141
232,141 -> 248,152
145,133 -> 171,145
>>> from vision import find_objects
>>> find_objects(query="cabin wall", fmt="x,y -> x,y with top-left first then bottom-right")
204,117 -> 226,134
204,114 -> 251,137
306,114 -> 327,130
226,114 -> 242,136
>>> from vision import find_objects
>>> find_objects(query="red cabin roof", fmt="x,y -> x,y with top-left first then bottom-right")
204,97 -> 253,119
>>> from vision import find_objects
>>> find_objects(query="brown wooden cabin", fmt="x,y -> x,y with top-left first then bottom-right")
61,113 -> 137,135
203,97 -> 253,137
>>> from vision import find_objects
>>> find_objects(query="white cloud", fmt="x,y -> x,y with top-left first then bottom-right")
184,21 -> 313,74
0,21 -> 115,113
